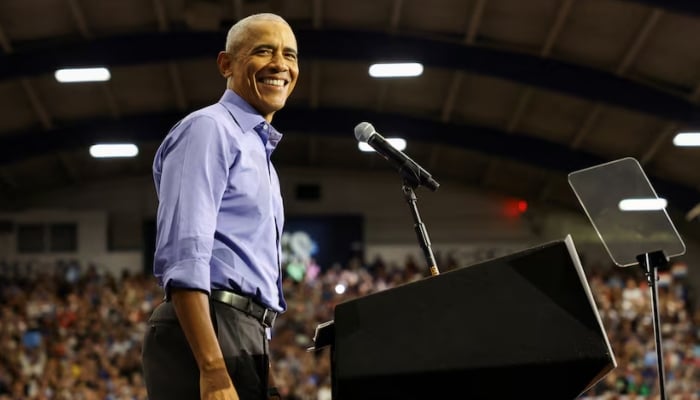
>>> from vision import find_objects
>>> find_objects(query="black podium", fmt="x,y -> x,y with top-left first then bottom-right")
311,235 -> 616,399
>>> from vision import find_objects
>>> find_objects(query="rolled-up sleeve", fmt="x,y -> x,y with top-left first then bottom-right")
153,115 -> 235,295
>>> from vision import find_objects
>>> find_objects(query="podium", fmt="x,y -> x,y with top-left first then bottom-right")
311,235 -> 616,399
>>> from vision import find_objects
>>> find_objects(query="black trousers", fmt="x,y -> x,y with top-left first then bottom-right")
141,300 -> 270,400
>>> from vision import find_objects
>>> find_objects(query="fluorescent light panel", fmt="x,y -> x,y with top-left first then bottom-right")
90,144 -> 138,158
369,63 -> 423,78
673,132 -> 700,147
618,198 -> 667,211
358,138 -> 406,152
55,67 -> 111,83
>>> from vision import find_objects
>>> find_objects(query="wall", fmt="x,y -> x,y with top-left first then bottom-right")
0,208 -> 142,277
7,166 -> 699,299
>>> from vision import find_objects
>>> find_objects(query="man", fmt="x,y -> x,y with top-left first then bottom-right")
141,13 -> 298,400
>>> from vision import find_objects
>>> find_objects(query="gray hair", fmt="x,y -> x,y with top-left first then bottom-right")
225,13 -> 291,56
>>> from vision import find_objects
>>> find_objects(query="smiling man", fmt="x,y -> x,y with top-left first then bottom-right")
142,13 -> 298,400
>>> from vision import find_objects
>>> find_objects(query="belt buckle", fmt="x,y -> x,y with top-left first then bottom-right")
262,308 -> 276,328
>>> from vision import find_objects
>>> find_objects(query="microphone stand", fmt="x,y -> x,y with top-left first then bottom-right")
401,178 -> 440,276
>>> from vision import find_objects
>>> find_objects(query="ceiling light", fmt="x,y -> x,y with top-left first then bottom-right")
89,143 -> 138,158
369,63 -> 423,78
673,132 -> 700,146
55,67 -> 111,83
358,138 -> 406,152
618,198 -> 667,211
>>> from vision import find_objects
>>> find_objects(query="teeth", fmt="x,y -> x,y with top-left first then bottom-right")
262,79 -> 285,87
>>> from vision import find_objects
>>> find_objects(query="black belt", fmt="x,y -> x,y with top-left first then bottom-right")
210,290 -> 278,328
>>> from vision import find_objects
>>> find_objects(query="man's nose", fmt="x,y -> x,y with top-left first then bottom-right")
269,51 -> 289,71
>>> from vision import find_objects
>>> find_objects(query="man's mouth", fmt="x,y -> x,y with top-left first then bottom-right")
259,78 -> 287,87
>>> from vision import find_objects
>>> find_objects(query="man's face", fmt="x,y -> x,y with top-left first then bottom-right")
225,20 -> 298,121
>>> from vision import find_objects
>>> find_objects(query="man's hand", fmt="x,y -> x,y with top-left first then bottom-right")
200,362 -> 239,400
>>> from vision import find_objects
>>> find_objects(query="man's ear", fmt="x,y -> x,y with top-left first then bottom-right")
217,51 -> 232,79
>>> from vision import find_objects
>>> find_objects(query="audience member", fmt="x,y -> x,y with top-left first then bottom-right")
0,256 -> 697,399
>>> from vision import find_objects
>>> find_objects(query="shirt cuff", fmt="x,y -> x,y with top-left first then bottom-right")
162,259 -> 211,297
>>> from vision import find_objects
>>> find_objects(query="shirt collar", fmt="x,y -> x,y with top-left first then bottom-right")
218,89 -> 283,148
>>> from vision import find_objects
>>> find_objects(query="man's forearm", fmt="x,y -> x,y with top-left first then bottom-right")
171,288 -> 225,370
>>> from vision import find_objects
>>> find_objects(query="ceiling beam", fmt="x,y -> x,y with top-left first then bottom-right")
506,87 -> 533,133
580,4 -> 662,152
427,146 -> 441,172
20,79 -> 53,130
151,0 -> 187,111
101,84 -> 121,118
616,8 -> 662,75
465,0 -> 487,44
2,29 -> 696,124
389,0 -> 404,33
0,106 -> 695,212
152,0 -> 169,32
375,81 -> 389,112
531,0 -> 574,201
19,78 -> 78,183
0,22 -> 13,53
639,122 -> 679,165
479,159 -> 500,188
168,62 -> 188,111
440,72 -> 463,123
690,83 -> 700,103
66,0 -> 92,39
569,103 -> 602,149
464,0 -> 486,45
65,0 -> 121,122
312,0 -> 323,29
618,0 -> 700,16
56,153 -> 79,184
540,0 -> 573,58
507,0 -> 571,135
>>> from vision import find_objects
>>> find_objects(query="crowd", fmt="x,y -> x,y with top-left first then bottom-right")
0,253 -> 697,399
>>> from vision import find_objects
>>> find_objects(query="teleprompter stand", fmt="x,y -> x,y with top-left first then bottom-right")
636,250 -> 670,398
310,236 -> 616,399
568,157 -> 687,400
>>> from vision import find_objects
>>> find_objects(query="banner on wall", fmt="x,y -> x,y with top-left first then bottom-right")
282,214 -> 364,280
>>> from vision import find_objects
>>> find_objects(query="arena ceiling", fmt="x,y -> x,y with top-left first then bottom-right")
1,0 -> 700,228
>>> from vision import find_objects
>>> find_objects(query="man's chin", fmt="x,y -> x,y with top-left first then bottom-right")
260,100 -> 287,114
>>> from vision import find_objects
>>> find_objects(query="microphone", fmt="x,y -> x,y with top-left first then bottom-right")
354,122 -> 439,191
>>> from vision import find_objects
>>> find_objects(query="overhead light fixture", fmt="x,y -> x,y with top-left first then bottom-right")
369,62 -> 423,78
358,138 -> 406,152
55,67 -> 111,83
673,132 -> 700,147
89,143 -> 138,158
618,198 -> 667,211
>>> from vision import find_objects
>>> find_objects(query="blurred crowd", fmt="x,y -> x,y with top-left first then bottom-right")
0,253 -> 697,400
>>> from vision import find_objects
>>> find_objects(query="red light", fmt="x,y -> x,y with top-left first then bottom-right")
518,200 -> 528,213
504,199 -> 528,218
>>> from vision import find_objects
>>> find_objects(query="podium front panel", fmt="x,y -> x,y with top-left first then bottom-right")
331,236 -> 615,399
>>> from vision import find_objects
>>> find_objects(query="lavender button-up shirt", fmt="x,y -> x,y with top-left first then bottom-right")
152,89 -> 285,312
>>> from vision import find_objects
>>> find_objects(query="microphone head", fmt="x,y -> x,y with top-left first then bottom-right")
354,122 -> 375,142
